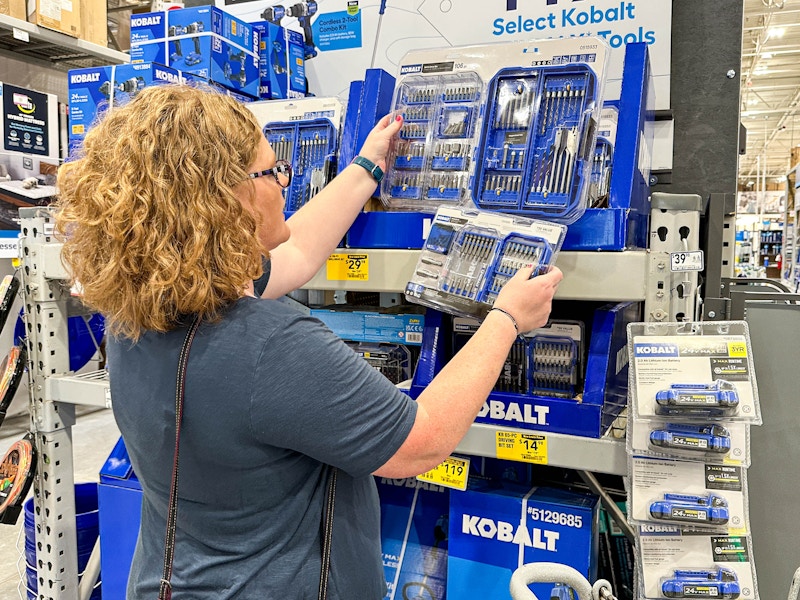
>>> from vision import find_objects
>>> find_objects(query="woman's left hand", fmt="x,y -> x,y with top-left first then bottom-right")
357,113 -> 404,173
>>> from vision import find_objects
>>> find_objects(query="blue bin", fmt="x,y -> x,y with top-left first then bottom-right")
98,437 -> 143,599
24,482 -> 102,598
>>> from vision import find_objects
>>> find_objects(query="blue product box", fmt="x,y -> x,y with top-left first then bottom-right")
409,302 -> 640,438
471,457 -> 533,487
180,71 -> 256,103
252,21 -> 287,99
286,29 -> 306,98
448,482 -> 598,600
376,477 -> 450,600
67,63 -> 182,151
338,69 -> 395,176
347,211 -> 432,249
98,437 -> 143,599
310,308 -> 425,346
130,6 -> 259,97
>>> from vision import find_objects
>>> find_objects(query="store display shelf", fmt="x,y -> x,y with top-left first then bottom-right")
302,249 -> 649,300
46,369 -> 110,408
456,423 -> 627,476
0,14 -> 129,70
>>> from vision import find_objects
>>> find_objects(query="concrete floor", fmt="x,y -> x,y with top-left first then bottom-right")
0,408 -> 120,600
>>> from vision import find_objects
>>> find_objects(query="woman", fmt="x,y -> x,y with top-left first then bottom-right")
56,84 -> 562,599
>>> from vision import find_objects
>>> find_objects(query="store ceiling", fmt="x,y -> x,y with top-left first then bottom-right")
740,0 -> 800,184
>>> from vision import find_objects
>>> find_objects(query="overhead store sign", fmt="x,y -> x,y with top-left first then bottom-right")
217,0 -> 672,108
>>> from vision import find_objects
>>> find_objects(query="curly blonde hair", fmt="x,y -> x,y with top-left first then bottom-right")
56,84 -> 266,341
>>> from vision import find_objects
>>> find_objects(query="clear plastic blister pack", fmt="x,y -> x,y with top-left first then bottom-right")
404,206 -> 566,320
383,72 -> 484,211
247,97 -> 344,213
637,529 -> 759,600
383,37 -> 609,220
629,419 -> 750,466
263,118 -> 338,211
627,322 -> 762,424
472,64 -> 599,223
628,456 -> 750,534
452,317 -> 585,398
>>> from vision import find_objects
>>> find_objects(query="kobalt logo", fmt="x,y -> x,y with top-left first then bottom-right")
478,400 -> 549,425
131,15 -> 161,27
462,515 -> 559,551
70,73 -> 101,84
155,70 -> 180,83
379,478 -> 445,493
641,524 -> 680,533
400,64 -> 423,75
634,344 -> 679,356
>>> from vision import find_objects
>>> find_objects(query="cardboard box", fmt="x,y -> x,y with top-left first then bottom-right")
0,0 -> 26,20
310,307 -> 425,346
130,6 -> 259,97
67,63 -> 182,155
27,0 -> 80,38
376,477 -> 450,600
250,23 -> 304,100
80,0 -> 107,47
448,482 -> 599,600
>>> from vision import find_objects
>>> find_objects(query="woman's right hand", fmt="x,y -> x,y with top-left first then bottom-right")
492,265 -> 563,333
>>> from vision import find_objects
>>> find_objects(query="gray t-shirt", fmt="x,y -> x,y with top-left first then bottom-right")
108,297 -> 417,599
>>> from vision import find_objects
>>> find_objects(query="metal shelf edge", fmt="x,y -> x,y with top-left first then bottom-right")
0,14 -> 129,65
46,371 -> 111,408
302,249 -> 648,300
456,423 -> 628,476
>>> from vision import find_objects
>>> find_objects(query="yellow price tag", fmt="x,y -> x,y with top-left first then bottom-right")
326,253 -> 369,281
416,456 -> 470,491
495,431 -> 548,464
727,341 -> 747,358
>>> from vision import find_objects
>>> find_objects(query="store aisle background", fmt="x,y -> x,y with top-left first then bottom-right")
0,409 -> 120,599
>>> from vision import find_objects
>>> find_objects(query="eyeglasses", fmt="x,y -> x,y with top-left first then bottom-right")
249,159 -> 292,189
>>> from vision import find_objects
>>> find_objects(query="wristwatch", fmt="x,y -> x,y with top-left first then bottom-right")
352,155 -> 384,184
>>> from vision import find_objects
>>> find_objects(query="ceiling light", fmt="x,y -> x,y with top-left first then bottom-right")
754,67 -> 769,75
762,52 -> 773,59
767,27 -> 785,39
747,99 -> 759,105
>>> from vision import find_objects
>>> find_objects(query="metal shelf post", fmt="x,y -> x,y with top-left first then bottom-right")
19,207 -> 80,600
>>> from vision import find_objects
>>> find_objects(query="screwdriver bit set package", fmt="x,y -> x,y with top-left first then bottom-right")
637,530 -> 759,600
344,341 -> 413,385
404,206 -> 566,320
247,97 -> 344,212
410,302 -> 639,438
381,37 -> 609,223
452,317 -> 584,398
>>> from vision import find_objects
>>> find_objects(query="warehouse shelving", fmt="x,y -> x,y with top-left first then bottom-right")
0,13 -> 129,70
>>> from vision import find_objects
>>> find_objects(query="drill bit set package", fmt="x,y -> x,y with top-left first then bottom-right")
247,97 -> 344,211
404,206 -> 566,321
382,37 -> 609,223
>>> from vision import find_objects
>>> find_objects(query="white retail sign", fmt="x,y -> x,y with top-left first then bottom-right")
216,0 -> 672,109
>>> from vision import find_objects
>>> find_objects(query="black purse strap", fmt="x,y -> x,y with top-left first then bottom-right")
159,315 -> 201,600
157,315 -> 338,600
